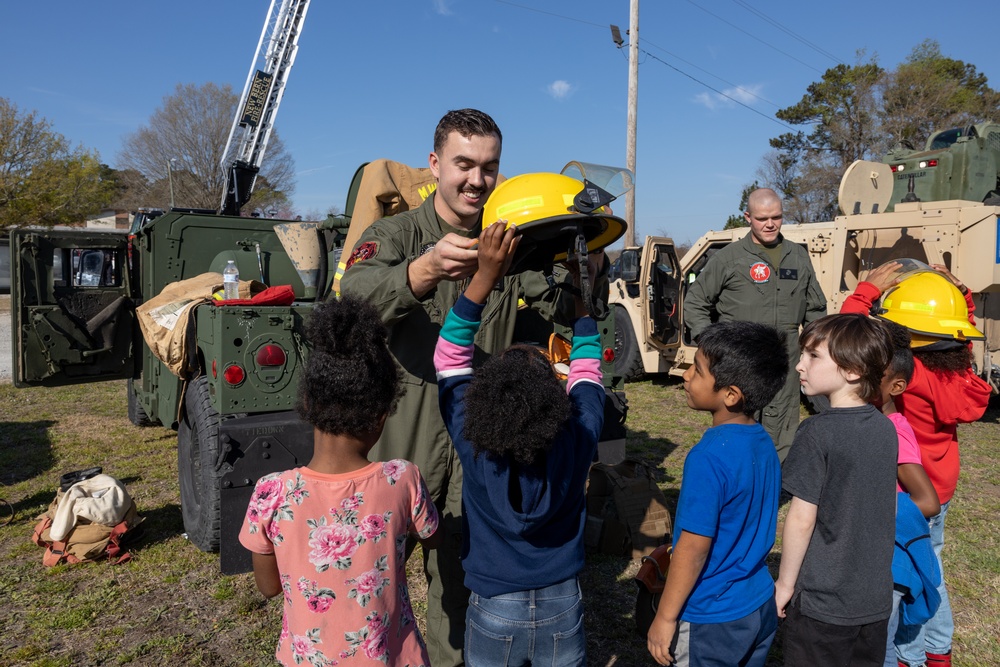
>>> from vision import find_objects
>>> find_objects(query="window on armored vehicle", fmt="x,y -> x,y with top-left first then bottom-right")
928,127 -> 966,150
620,250 -> 639,283
655,249 -> 677,278
71,249 -> 120,288
650,245 -> 681,347
0,240 -> 9,294
685,244 -> 726,284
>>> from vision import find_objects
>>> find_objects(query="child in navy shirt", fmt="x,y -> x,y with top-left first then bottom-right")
433,222 -> 604,666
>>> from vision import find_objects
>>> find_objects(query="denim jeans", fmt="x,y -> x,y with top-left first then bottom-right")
894,501 -> 953,666
465,577 -> 585,666
883,588 -> 904,667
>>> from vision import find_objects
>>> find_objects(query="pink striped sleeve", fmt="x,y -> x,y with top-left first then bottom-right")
567,358 -> 602,392
434,337 -> 474,378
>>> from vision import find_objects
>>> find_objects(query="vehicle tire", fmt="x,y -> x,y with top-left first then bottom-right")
126,378 -> 157,427
613,306 -> 645,382
178,376 -> 222,552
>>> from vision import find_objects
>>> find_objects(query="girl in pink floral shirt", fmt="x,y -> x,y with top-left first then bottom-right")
240,296 -> 440,667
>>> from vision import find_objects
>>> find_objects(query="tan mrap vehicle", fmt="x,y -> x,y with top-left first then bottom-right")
609,160 -> 1000,395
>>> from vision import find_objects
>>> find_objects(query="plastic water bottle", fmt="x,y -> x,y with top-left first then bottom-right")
223,260 -> 240,300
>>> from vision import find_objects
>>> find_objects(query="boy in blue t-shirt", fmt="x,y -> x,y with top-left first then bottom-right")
647,321 -> 788,667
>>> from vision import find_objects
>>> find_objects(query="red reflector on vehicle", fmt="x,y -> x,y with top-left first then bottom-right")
223,364 -> 246,386
603,347 -> 615,362
927,159 -> 938,167
256,344 -> 287,367
890,164 -> 902,173
212,359 -> 217,378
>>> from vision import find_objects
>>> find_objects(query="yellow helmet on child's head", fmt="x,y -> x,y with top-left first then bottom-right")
875,269 -> 984,347
482,168 -> 627,273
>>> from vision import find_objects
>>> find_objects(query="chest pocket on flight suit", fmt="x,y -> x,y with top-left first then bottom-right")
778,266 -> 806,324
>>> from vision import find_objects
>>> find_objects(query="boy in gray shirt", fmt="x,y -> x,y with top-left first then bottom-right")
776,314 -> 897,666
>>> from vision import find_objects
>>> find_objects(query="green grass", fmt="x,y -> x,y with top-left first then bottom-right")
0,378 -> 997,666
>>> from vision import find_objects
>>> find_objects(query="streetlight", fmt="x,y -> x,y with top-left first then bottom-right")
167,159 -> 177,208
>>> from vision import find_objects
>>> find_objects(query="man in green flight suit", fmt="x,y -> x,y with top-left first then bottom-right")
340,109 -> 588,666
684,188 -> 826,462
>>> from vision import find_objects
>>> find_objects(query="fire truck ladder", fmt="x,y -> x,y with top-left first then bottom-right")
219,0 -> 310,216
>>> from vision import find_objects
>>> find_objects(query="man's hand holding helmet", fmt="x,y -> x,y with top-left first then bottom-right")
407,232 -> 479,298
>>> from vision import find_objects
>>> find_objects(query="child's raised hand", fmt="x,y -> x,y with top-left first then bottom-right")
862,261 -> 903,294
464,221 -> 520,305
477,221 -> 519,283
930,263 -> 968,294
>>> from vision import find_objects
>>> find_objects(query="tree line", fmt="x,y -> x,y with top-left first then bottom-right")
727,40 -> 1000,227
0,83 -> 299,231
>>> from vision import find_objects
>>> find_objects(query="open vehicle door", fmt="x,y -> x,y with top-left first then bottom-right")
638,236 -> 683,352
11,229 -> 135,387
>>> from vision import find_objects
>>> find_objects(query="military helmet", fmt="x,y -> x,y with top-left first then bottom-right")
874,263 -> 984,347
482,166 -> 628,273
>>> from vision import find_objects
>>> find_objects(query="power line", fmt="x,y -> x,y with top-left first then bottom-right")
729,0 -> 843,64
490,0 -> 796,131
640,36 -> 781,109
639,49 -> 795,131
683,0 -> 826,74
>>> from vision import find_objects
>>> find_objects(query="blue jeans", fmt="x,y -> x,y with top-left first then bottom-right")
895,501 -> 953,666
884,588 -> 904,667
465,577 -> 585,666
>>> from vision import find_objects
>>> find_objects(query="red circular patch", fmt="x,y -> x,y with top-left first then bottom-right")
345,241 -> 378,271
749,262 -> 771,283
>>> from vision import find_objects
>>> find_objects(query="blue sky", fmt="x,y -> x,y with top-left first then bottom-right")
3,1 -> 998,245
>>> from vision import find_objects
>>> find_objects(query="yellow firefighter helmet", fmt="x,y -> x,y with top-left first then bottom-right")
875,267 -> 984,347
482,166 -> 628,273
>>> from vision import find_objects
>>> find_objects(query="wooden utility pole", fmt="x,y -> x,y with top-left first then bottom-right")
624,0 -> 639,247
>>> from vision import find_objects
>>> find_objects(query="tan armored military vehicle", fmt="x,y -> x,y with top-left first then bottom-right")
610,160 -> 1000,394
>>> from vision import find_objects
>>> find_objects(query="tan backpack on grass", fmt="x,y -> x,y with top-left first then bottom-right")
32,475 -> 144,566
585,459 -> 672,559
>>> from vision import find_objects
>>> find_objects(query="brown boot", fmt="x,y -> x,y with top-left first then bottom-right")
925,651 -> 951,667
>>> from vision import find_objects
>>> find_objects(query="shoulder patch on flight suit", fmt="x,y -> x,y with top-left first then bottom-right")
779,268 -> 798,280
345,241 -> 379,271
749,262 -> 771,283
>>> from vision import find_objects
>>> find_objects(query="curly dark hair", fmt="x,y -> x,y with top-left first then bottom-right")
697,321 -> 788,415
461,345 -> 570,466
296,295 -> 403,436
882,320 -> 915,383
433,108 -> 502,153
916,345 -> 974,374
